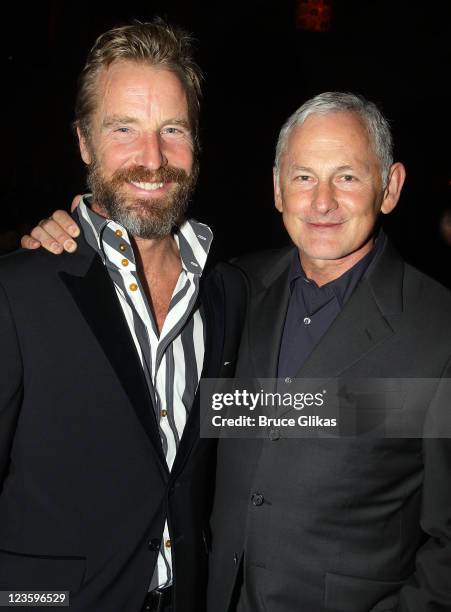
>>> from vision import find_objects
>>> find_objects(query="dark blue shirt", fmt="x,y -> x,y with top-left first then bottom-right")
277,233 -> 385,378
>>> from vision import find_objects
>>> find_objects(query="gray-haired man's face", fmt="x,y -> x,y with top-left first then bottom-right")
274,111 -> 404,279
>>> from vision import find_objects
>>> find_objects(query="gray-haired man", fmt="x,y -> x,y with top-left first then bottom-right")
207,93 -> 451,612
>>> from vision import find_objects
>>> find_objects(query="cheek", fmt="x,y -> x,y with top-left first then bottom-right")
96,143 -> 132,174
338,192 -> 378,217
282,191 -> 309,215
164,141 -> 194,171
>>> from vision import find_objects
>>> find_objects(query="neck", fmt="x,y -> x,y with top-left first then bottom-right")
131,235 -> 182,335
300,238 -> 375,287
132,234 -> 181,276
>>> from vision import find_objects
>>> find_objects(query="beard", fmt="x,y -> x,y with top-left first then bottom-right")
86,156 -> 198,239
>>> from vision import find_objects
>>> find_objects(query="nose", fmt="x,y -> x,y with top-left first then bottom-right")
134,132 -> 167,169
311,181 -> 338,215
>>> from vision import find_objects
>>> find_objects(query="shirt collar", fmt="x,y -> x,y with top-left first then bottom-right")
77,194 -> 213,276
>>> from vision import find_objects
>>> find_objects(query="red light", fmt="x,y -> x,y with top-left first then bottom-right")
296,0 -> 333,32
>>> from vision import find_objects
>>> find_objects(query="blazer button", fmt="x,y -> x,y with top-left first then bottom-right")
251,493 -> 264,506
148,538 -> 160,552
233,553 -> 239,565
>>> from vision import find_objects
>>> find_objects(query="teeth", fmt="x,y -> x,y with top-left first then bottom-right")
130,181 -> 164,191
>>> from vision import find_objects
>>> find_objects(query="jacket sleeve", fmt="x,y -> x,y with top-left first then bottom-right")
0,281 -> 23,489
398,360 -> 451,611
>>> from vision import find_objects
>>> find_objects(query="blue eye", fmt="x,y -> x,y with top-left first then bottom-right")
163,127 -> 181,134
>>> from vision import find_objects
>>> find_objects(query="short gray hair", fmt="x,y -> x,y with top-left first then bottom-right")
274,92 -> 393,185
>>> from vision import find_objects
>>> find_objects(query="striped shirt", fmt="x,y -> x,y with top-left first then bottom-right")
77,196 -> 213,590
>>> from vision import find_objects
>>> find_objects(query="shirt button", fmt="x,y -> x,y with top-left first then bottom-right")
161,409 -> 167,418
284,377 -> 292,384
129,283 -> 138,292
121,258 -> 129,267
269,428 -> 280,441
251,493 -> 264,506
303,317 -> 311,325
119,244 -> 127,252
115,229 -> 123,237
165,539 -> 172,548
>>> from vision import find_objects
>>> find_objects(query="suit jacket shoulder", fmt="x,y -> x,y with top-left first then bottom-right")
231,246 -> 294,287
403,259 -> 451,309
368,240 -> 451,333
0,235 -> 95,288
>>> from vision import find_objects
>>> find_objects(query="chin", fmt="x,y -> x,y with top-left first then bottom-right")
295,239 -> 344,260
304,250 -> 347,263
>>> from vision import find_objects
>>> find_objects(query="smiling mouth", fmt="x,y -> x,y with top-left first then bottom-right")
129,181 -> 165,191
306,221 -> 345,228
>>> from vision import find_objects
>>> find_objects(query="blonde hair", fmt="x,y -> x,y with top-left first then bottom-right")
74,19 -> 203,150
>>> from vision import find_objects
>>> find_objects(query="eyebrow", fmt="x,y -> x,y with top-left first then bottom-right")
165,118 -> 191,130
102,115 -> 138,129
335,165 -> 360,173
102,115 -> 191,130
290,165 -> 315,173
290,164 -> 369,173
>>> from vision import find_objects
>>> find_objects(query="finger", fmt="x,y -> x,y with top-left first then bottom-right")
70,195 -> 82,213
52,209 -> 80,238
20,235 -> 41,249
30,221 -> 67,254
37,218 -> 76,252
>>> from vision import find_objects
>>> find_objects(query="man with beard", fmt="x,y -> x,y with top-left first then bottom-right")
0,20 -> 244,612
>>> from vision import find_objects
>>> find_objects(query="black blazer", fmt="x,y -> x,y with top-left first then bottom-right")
0,234 -> 246,612
208,240 -> 451,612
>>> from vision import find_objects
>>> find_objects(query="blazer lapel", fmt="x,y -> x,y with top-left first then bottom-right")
248,250 -> 293,379
59,243 -> 167,472
297,280 -> 395,379
297,239 -> 404,379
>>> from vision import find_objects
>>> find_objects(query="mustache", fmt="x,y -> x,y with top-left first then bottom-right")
111,165 -> 190,185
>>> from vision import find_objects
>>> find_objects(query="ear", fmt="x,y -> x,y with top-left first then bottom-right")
77,126 -> 92,165
381,162 -> 406,215
273,167 -> 283,213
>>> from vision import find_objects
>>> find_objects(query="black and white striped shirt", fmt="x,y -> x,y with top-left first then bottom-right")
77,196 -> 213,589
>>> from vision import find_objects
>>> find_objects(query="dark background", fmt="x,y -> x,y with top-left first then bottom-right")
2,0 -> 450,285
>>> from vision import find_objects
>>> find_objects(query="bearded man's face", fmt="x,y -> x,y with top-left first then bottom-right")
78,61 -> 197,238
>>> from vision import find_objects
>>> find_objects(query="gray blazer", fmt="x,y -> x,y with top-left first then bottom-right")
208,239 -> 451,612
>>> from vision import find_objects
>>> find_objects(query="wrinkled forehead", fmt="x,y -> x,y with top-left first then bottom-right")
99,60 -> 186,99
87,60 -> 189,127
291,111 -> 372,149
281,111 -> 379,169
